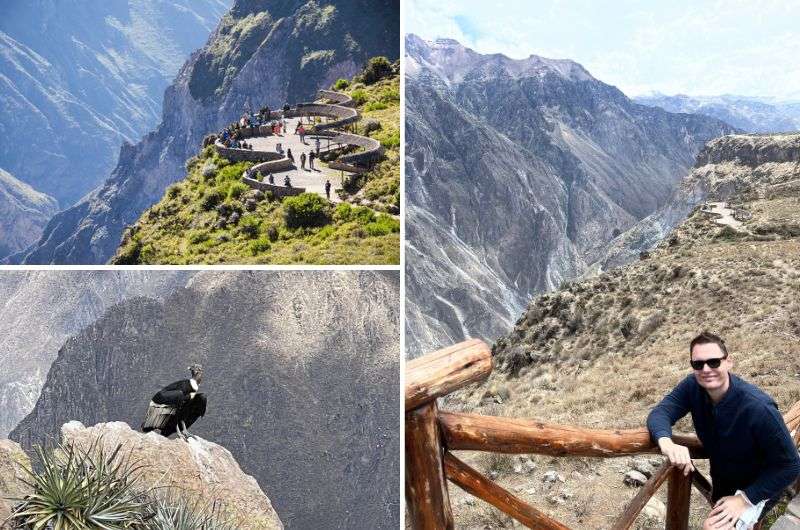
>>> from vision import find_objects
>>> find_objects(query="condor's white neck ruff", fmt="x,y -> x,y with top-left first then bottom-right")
190,378 -> 199,391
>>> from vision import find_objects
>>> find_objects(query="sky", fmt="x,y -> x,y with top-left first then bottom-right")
405,0 -> 800,101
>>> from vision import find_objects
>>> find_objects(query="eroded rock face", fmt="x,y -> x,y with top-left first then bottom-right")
404,35 -> 736,358
12,271 -> 400,529
0,168 -> 58,259
0,0 -> 231,208
0,271 -> 191,437
61,421 -> 283,529
11,0 -> 399,264
0,439 -> 32,526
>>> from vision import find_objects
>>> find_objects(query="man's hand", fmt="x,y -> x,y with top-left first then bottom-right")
704,495 -> 749,529
657,437 -> 695,475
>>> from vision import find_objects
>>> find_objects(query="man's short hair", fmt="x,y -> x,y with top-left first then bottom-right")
689,331 -> 728,357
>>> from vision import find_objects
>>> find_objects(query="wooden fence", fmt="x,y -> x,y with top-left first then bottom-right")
405,339 -> 800,529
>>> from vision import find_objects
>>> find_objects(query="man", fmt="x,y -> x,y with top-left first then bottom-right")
325,179 -> 331,200
648,332 -> 800,529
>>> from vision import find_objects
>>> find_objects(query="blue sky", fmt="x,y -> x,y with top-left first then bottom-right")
405,0 -> 800,100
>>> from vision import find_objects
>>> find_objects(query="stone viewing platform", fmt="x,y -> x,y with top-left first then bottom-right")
211,89 -> 385,202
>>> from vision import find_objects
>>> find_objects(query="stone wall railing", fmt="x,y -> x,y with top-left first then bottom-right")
331,133 -> 384,166
317,89 -> 355,108
215,145 -> 283,163
242,176 -> 305,198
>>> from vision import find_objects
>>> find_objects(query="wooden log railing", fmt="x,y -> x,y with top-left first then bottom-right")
405,339 -> 800,530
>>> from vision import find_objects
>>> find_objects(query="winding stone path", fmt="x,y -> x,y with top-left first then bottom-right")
703,201 -> 744,229
213,89 -> 385,203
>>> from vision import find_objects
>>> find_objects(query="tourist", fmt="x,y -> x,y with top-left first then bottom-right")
298,125 -> 306,144
647,332 -> 800,529
309,151 -> 316,170
268,173 -> 274,184
284,175 -> 291,187
300,152 -> 306,170
325,180 -> 331,200
315,137 -> 320,154
287,148 -> 294,163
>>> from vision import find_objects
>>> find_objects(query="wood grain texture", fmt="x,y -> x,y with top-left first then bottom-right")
439,412 -> 704,457
405,402 -> 453,530
444,452 -> 571,530
666,467 -> 692,530
405,339 -> 492,411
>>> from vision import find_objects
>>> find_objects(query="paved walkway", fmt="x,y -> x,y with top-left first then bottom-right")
703,201 -> 743,229
247,116 -> 352,202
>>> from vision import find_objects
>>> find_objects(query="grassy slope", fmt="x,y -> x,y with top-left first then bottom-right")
113,76 -> 399,265
442,149 -> 800,528
337,74 -> 400,211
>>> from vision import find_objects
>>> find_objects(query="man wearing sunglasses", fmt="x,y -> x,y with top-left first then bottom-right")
647,332 -> 800,530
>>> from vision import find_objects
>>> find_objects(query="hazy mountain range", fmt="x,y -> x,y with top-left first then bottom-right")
0,0 -> 231,256
404,35 -> 736,358
635,93 -> 800,134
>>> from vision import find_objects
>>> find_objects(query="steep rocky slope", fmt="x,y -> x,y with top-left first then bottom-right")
0,0 -> 230,207
62,421 -> 283,529
636,94 -> 800,134
0,271 -> 190,437
12,271 -> 400,529
0,439 -> 31,526
405,35 -> 736,358
441,133 -> 800,528
10,0 -> 399,264
0,167 -> 57,258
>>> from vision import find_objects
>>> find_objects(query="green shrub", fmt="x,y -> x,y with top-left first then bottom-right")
238,215 -> 260,238
201,161 -> 217,180
283,193 -> 330,228
364,215 -> 399,236
364,101 -> 388,112
360,56 -> 392,85
185,156 -> 200,172
167,184 -> 181,199
227,182 -> 249,200
378,130 -> 400,149
188,230 -> 210,244
249,236 -> 271,255
202,190 -> 222,211
333,78 -> 350,90
216,161 -> 250,182
351,89 -> 368,105
145,494 -> 237,530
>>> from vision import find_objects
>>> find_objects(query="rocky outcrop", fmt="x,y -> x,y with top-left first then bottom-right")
0,439 -> 32,527
0,167 -> 57,259
404,35 -> 737,358
11,0 -> 399,264
61,421 -> 283,529
12,271 -> 400,529
0,271 -> 191,437
0,0 -> 230,207
591,133 -> 800,270
636,93 -> 800,134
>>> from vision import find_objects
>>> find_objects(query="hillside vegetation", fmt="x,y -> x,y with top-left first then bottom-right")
442,134 -> 800,529
112,65 -> 399,265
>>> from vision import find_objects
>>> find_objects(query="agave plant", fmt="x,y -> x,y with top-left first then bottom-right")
10,439 -> 148,529
142,495 -> 237,530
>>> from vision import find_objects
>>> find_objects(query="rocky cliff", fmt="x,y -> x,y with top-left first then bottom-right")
593,133 -> 800,270
11,270 -> 400,529
445,133 -> 800,529
405,35 -> 737,358
0,167 -> 57,258
0,271 -> 190,437
10,0 -> 399,264
636,94 -> 800,134
0,439 -> 31,527
62,421 -> 283,529
0,0 -> 230,208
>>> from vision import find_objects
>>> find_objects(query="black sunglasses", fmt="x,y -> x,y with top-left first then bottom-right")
690,357 -> 726,370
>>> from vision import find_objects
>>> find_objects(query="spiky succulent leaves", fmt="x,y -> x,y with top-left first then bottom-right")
143,495 -> 236,530
10,439 -> 148,529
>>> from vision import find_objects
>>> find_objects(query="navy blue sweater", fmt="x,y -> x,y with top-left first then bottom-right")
647,373 -> 800,504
